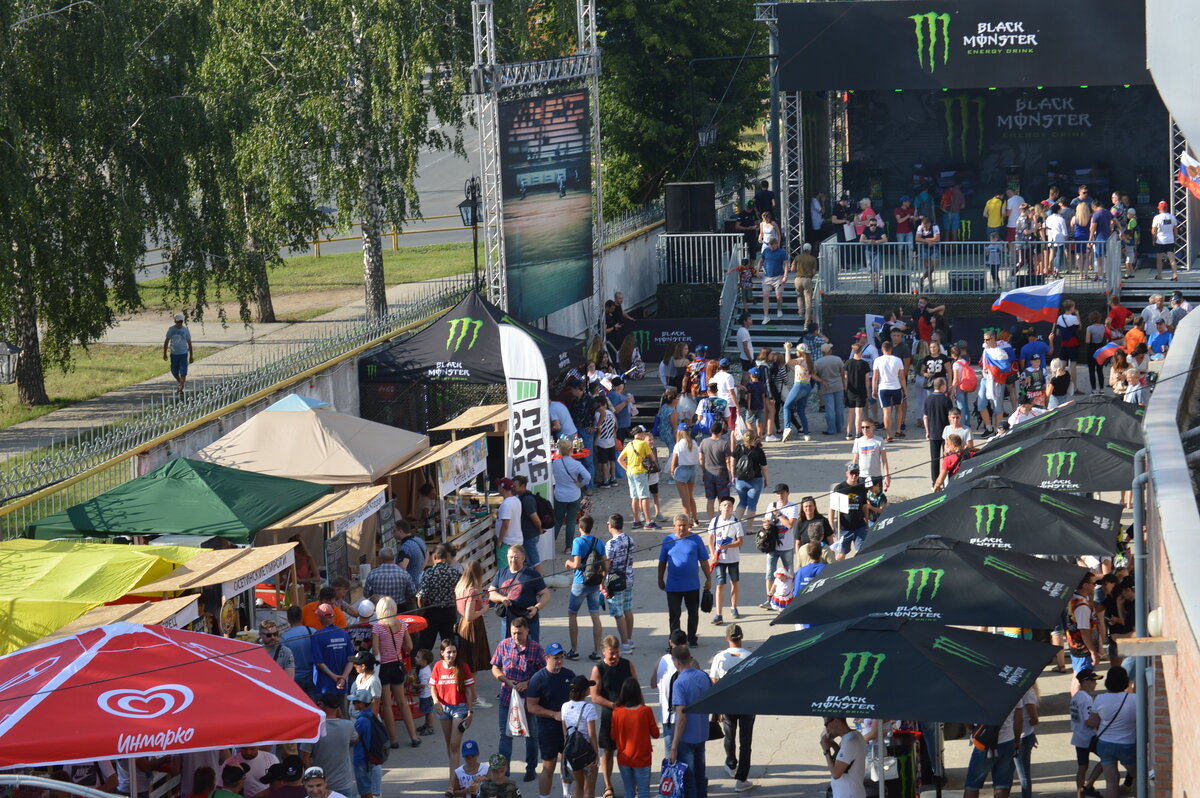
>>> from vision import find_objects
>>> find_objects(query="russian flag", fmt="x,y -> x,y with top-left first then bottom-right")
981,346 -> 1013,383
1094,342 -> 1121,365
991,279 -> 1064,324
1180,151 -> 1200,200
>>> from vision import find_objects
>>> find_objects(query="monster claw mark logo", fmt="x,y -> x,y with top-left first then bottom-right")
909,12 -> 951,73
629,329 -> 651,350
1038,493 -> 1084,517
971,504 -> 1009,535
931,636 -> 993,668
832,554 -> 884,580
1106,442 -> 1136,457
938,95 -> 986,158
1074,415 -> 1106,435
839,651 -> 886,691
899,494 -> 946,518
903,568 -> 944,602
364,363 -> 378,379
1043,451 -> 1077,478
445,318 -> 483,352
764,631 -> 825,662
982,555 -> 1036,582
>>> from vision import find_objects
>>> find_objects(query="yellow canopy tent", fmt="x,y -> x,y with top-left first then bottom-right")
0,547 -> 180,654
0,537 -> 205,566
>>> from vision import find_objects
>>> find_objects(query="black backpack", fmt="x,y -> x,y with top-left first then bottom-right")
534,493 -> 556,530
733,444 -> 759,481
364,712 -> 390,765
755,522 -> 780,554
564,718 -> 597,770
579,537 -> 606,587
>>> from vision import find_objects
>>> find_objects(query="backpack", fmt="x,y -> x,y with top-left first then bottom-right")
1063,595 -> 1091,655
563,715 -> 598,770
943,448 -> 975,477
579,537 -> 606,587
970,723 -> 1001,752
956,361 -> 978,392
733,444 -> 759,481
755,522 -> 780,554
534,493 -> 555,530
364,712 -> 390,765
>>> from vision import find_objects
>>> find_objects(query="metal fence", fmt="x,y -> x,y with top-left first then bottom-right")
604,199 -> 665,245
0,273 -> 476,538
657,233 -> 748,284
817,236 -> 1122,295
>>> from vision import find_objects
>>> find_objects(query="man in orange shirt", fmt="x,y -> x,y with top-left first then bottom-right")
302,587 -> 347,629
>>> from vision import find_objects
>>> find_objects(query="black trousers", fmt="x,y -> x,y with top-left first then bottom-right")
666,590 -> 700,642
723,714 -> 756,782
418,605 -> 458,652
929,439 -> 943,483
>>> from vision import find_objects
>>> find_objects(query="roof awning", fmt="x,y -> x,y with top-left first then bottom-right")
428,404 -> 508,432
390,433 -> 487,475
40,595 -> 201,643
260,484 -> 388,535
133,542 -> 298,600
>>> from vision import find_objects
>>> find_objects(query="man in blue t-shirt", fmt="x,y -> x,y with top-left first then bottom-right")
526,643 -> 576,798
1149,319 -> 1173,354
310,605 -> 353,697
760,241 -> 789,325
1018,336 -> 1050,371
658,515 -> 712,648
665,646 -> 714,798
564,516 -> 609,661
1090,200 -> 1114,269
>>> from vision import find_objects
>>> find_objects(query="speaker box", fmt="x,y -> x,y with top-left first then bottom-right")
665,182 -> 716,233
948,271 -> 986,292
1015,274 -> 1045,288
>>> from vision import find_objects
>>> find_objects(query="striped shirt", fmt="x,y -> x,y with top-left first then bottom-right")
372,621 -> 409,664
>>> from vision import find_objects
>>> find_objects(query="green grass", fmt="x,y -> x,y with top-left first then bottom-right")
0,345 -> 219,430
137,242 -> 474,307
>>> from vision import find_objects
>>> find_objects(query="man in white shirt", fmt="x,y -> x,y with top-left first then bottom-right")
709,625 -> 756,792
940,408 -> 974,449
819,717 -> 867,798
650,630 -> 690,750
494,478 -> 524,564
1069,670 -> 1102,797
964,702 -> 1023,798
713,358 -> 739,407
851,419 -> 890,489
1005,189 -> 1025,241
870,341 -> 906,441
1141,294 -> 1169,328
1152,200 -> 1178,280
223,747 -> 279,798
735,315 -> 755,382
1008,398 -> 1045,428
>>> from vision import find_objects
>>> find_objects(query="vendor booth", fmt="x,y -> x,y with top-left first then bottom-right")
39,594 -> 202,643
358,290 -> 584,431
25,458 -> 331,542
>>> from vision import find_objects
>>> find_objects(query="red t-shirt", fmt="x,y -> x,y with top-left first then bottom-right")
611,704 -> 661,768
1107,305 -> 1133,331
431,661 -> 475,706
893,207 -> 914,235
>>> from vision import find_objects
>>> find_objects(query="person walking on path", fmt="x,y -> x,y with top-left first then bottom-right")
665,646 -> 714,798
813,344 -> 846,436
844,341 -> 872,440
553,438 -> 589,553
456,561 -> 492,671
489,545 -> 550,643
922,377 -> 954,486
707,496 -> 744,625
792,244 -> 818,327
564,515 -> 609,662
779,341 -> 814,442
163,313 -> 194,393
589,636 -> 638,798
760,484 -> 797,607
370,595 -> 419,749
709,625 -> 755,793
669,424 -> 700,523
526,643 -> 576,798
560,675 -> 602,798
850,419 -> 890,491
731,430 -> 768,520
604,514 -> 637,654
610,677 -> 659,798
698,420 -> 734,522
871,341 -> 906,442
658,514 -> 713,648
490,616 -> 545,782
829,464 -> 869,558
417,544 -> 462,653
617,425 -> 658,530
431,640 -> 477,791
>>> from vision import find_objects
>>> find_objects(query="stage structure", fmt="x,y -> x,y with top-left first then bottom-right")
472,0 -> 604,324
759,0 -> 1182,257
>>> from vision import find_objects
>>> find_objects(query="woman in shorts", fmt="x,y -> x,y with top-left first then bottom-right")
372,595 -> 419,747
1087,666 -> 1137,798
669,424 -> 699,522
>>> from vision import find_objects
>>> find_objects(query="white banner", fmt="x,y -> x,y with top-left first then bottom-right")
500,325 -> 554,504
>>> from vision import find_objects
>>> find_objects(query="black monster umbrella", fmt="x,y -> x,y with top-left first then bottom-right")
987,394 -> 1144,447
773,535 -> 1086,628
951,429 -> 1137,492
861,476 -> 1121,556
686,615 -> 1055,724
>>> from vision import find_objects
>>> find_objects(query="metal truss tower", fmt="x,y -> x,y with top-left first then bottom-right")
1170,116 -> 1192,270
471,0 -> 604,321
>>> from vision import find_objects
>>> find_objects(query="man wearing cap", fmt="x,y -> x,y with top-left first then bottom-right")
495,478 -> 524,569
259,620 -> 295,680
362,547 -> 417,611
479,754 -> 521,798
1151,200 -> 1179,280
709,626 -> 756,792
163,313 -> 194,393
527,642 -> 577,798
491,616 -> 545,781
224,748 -> 279,798
607,377 -> 634,445
301,697 -> 357,798
301,766 -> 348,798
265,757 -> 307,798
665,645 -> 713,798
712,358 -> 738,413
216,765 -> 249,798
453,740 -> 488,798
829,464 -> 869,559
1148,318 -> 1172,355
350,691 -> 381,798
1069,670 -> 1102,798
566,377 -> 598,490
311,607 -> 354,698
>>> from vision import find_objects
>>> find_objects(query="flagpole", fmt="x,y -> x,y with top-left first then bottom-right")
877,719 -> 887,798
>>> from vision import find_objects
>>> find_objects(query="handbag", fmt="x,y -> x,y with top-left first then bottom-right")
658,758 -> 687,798
699,588 -> 714,614
707,716 -> 724,741
602,570 -> 627,596
506,694 -> 530,738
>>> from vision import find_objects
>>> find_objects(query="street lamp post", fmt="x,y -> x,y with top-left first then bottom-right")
458,177 -> 482,292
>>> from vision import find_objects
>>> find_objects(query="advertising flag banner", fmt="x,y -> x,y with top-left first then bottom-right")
500,325 -> 553,504
1179,151 -> 1200,200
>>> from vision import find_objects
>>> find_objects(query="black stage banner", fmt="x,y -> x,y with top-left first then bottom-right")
825,315 -> 1052,359
623,317 -> 722,364
778,0 -> 1149,91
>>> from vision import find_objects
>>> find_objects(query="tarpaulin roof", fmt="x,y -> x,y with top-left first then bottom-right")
26,459 -> 331,543
266,394 -> 331,411
39,595 -> 201,644
427,403 -> 508,432
390,433 -> 487,475
0,537 -> 205,566
359,291 -> 583,384
260,486 -> 387,533
133,542 -> 297,599
194,400 -> 428,485
0,547 -> 179,655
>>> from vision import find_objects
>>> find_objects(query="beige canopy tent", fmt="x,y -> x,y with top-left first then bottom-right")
39,595 -> 201,644
428,403 -> 507,435
194,395 -> 429,485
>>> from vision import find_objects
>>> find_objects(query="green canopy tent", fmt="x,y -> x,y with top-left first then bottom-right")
27,459 -> 331,543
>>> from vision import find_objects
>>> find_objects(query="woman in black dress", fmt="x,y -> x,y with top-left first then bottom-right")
589,635 -> 639,798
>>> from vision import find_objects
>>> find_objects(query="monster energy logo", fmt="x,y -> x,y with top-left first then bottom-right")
839,651 -> 886,691
982,555 -> 1036,582
931,636 -> 993,667
1075,416 -> 1106,435
832,554 -> 884,579
445,317 -> 483,352
939,95 -> 985,158
903,568 -> 944,602
1043,451 -> 1077,478
629,329 -> 651,350
909,12 -> 951,73
971,504 -> 1009,535
365,363 -> 378,379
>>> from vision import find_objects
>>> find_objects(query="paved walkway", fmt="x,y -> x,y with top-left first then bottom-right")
0,276 -> 465,459
382,394 -> 1121,797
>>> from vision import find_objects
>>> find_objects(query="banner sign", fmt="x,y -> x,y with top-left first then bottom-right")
333,488 -> 388,536
501,325 -> 554,502
825,315 -> 1052,358
777,0 -> 1150,91
622,317 -> 722,363
438,436 -> 489,495
223,549 -> 296,599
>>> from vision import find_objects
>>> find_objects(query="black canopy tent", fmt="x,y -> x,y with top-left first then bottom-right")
358,291 -> 585,432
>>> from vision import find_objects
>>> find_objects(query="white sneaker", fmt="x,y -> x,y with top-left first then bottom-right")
764,434 -> 781,442
725,765 -> 736,778
776,309 -> 784,319
780,428 -> 794,442
620,642 -> 635,654
735,780 -> 755,792
803,434 -> 811,442
761,316 -> 769,325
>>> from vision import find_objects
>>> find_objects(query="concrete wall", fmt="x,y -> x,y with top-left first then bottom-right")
1147,0 -> 1200,147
